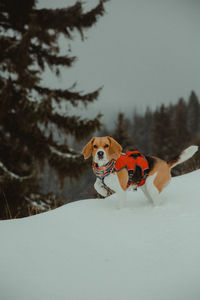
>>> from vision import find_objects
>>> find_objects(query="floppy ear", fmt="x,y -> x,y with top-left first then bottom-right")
82,137 -> 95,159
107,136 -> 122,160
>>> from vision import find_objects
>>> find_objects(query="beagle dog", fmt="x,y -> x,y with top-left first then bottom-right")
82,136 -> 198,207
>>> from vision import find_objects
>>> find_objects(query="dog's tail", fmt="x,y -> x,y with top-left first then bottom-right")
167,145 -> 198,169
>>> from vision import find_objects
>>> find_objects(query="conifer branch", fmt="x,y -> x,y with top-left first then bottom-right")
33,1 -> 106,39
34,85 -> 102,107
0,162 -> 33,182
30,44 -> 76,70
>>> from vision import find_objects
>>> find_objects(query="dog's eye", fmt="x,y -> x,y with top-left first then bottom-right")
104,144 -> 109,148
93,145 -> 98,149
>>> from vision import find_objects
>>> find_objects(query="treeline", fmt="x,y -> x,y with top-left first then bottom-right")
107,91 -> 200,156
101,91 -> 200,175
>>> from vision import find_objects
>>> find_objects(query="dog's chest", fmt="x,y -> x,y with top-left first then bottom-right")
103,173 -> 122,193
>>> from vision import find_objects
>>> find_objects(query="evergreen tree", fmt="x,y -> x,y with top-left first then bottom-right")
132,110 -> 144,151
113,112 -> 132,149
132,108 -> 153,154
151,104 -> 176,160
174,98 -> 190,153
187,91 -> 200,137
0,0 -> 107,218
143,107 -> 153,154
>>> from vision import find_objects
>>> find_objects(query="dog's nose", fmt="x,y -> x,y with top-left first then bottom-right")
97,151 -> 104,158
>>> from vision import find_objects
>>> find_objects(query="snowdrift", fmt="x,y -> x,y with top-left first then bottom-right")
0,170 -> 200,300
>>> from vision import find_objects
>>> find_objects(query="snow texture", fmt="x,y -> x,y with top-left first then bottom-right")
0,170 -> 200,300
50,145 -> 81,159
0,162 -> 31,182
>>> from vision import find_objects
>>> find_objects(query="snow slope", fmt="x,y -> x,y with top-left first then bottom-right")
0,170 -> 200,300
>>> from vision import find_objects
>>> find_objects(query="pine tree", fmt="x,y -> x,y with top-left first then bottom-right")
174,98 -> 190,153
151,104 -> 176,160
132,110 -> 145,151
132,108 -> 153,154
113,112 -> 132,149
187,91 -> 200,137
0,0 -> 107,219
143,107 -> 153,154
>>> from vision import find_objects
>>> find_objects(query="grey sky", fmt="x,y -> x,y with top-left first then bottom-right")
38,0 -> 200,126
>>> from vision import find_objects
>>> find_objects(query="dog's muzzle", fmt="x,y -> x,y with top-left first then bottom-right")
94,148 -> 108,167
97,151 -> 104,159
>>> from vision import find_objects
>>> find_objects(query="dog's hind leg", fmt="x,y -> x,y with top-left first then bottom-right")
140,184 -> 153,204
143,172 -> 161,205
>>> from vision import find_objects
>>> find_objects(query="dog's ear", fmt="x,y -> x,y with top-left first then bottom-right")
82,137 -> 95,159
107,136 -> 122,160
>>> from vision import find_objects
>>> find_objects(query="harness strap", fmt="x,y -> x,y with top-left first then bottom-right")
101,177 -> 114,195
93,151 -> 150,190
114,151 -> 150,187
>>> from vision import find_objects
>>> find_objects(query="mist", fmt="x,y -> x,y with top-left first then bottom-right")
38,0 -> 200,127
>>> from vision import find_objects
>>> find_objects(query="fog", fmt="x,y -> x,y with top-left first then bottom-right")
38,0 -> 200,126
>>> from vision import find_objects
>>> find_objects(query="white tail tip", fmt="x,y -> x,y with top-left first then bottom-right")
179,145 -> 199,165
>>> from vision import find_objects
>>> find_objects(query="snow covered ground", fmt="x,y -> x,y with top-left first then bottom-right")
0,170 -> 200,300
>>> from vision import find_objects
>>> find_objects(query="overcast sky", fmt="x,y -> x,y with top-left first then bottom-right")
38,0 -> 200,126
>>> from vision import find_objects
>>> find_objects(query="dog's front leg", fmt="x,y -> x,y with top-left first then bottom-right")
94,178 -> 108,197
104,174 -> 127,208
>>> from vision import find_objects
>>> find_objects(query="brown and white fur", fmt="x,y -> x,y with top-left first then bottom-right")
82,136 -> 198,207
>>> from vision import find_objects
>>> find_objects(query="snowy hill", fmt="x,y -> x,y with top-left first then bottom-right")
0,170 -> 200,300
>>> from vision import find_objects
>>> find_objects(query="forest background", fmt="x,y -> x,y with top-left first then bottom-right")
0,0 -> 200,219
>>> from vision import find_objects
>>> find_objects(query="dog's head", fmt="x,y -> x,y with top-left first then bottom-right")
82,136 -> 122,166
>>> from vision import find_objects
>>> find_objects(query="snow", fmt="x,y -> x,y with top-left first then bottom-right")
0,162 -> 31,182
50,145 -> 81,159
0,170 -> 200,300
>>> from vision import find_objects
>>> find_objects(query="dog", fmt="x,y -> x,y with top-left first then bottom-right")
82,136 -> 198,207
